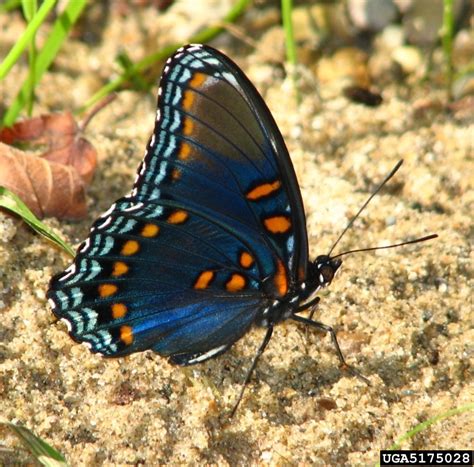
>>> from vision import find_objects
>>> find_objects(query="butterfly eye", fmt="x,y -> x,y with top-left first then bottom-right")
320,265 -> 335,284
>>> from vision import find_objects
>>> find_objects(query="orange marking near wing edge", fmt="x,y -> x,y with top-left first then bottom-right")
121,240 -> 140,256
120,325 -> 134,345
263,215 -> 291,234
179,142 -> 192,160
112,303 -> 127,319
190,72 -> 207,88
274,260 -> 288,296
182,90 -> 195,110
246,180 -> 281,200
194,270 -> 215,289
183,118 -> 194,135
239,251 -> 254,269
226,274 -> 246,292
112,261 -> 129,277
98,284 -> 118,297
141,224 -> 160,237
168,210 -> 188,224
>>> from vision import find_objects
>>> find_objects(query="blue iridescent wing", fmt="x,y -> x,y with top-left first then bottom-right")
47,44 -> 308,362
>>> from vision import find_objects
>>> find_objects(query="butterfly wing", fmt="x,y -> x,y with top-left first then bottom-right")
139,44 -> 309,281
47,44 -> 308,362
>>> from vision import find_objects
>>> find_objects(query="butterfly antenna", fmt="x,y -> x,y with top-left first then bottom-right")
331,234 -> 438,260
328,160 -> 404,257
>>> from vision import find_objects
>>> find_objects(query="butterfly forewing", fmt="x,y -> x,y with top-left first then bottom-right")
47,44 -> 308,361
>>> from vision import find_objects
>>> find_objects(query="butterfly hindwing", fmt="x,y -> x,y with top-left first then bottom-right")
47,44 -> 308,360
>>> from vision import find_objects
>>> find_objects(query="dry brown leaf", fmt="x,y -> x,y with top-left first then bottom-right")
0,112 -> 97,184
0,142 -> 87,219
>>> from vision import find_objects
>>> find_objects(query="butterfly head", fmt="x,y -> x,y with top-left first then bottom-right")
296,256 -> 342,310
312,255 -> 342,288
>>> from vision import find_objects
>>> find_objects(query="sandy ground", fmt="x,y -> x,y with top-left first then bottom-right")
0,3 -> 472,465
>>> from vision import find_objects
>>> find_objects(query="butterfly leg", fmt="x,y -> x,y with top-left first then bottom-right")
294,296 -> 321,347
230,325 -> 274,418
291,314 -> 371,385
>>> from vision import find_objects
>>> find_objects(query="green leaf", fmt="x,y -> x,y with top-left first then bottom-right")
0,186 -> 75,257
2,422 -> 68,467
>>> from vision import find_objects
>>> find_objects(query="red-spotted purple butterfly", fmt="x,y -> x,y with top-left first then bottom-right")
48,44 -> 437,415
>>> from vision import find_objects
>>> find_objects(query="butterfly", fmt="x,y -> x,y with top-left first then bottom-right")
47,44 -> 436,414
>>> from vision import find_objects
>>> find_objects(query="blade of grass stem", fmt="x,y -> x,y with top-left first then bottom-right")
116,51 -> 149,91
442,0 -> 454,99
2,422 -> 68,467
0,187 -> 75,257
0,0 -> 22,13
0,0 -> 55,82
2,0 -> 87,127
281,0 -> 300,103
388,404 -> 474,451
79,0 -> 251,114
21,0 -> 38,116
374,403 -> 474,467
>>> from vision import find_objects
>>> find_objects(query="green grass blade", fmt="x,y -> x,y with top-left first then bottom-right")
79,0 -> 251,114
0,186 -> 75,257
21,0 -> 37,22
116,51 -> 149,91
2,422 -> 68,467
22,0 -> 39,116
2,0 -> 87,127
281,0 -> 299,103
388,403 -> 474,450
442,0 -> 455,99
21,0 -> 37,21
281,0 -> 297,66
0,0 -> 55,81
374,403 -> 474,467
0,0 -> 22,13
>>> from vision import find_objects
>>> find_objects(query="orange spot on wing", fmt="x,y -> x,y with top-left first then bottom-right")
121,240 -> 140,256
226,273 -> 246,292
263,215 -> 291,234
183,118 -> 194,135
141,224 -> 160,237
239,251 -> 254,269
167,210 -> 188,224
246,180 -> 282,200
190,72 -> 207,88
182,90 -> 195,110
112,303 -> 127,319
120,325 -> 133,345
179,142 -> 192,160
194,270 -> 215,289
112,261 -> 129,277
98,284 -> 118,297
274,260 -> 288,296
